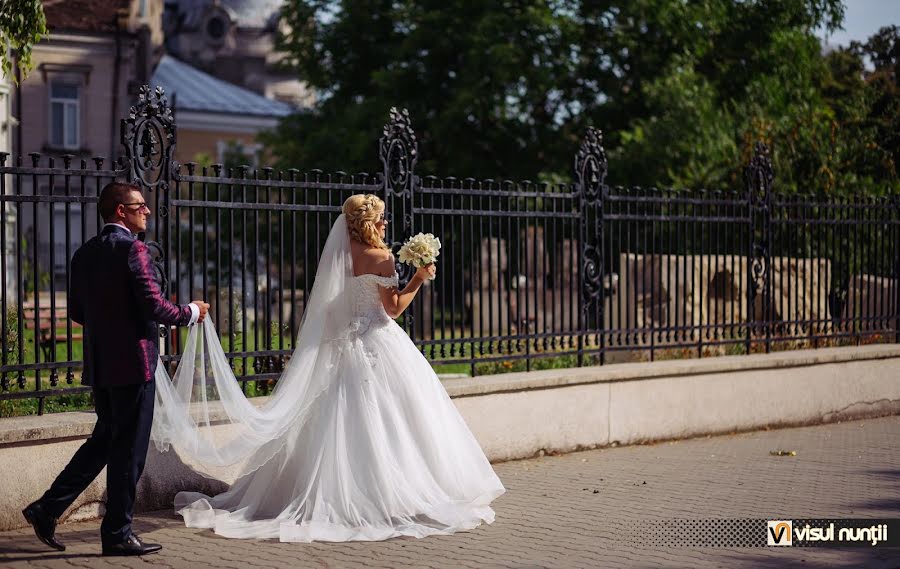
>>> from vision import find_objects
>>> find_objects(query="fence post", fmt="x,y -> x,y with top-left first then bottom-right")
120,85 -> 177,340
575,127 -> 608,366
378,108 -> 418,336
894,195 -> 900,344
745,142 -> 774,353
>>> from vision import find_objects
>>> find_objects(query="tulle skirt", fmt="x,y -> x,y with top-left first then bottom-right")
174,318 -> 505,542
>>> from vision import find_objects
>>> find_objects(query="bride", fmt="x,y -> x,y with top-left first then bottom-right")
150,194 -> 505,542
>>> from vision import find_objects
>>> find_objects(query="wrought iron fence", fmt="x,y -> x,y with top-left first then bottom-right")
1,86 -> 898,414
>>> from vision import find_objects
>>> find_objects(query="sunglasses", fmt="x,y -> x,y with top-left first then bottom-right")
121,202 -> 150,212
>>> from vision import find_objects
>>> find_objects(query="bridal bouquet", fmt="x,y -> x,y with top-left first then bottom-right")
398,233 -> 441,277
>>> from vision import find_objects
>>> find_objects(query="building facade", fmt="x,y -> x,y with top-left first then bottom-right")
8,0 -> 305,288
14,0 -> 166,159
162,0 -> 311,107
151,53 -> 293,167
10,0 -> 166,288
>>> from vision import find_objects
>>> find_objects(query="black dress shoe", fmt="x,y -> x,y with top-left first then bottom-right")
102,533 -> 162,557
22,502 -> 65,551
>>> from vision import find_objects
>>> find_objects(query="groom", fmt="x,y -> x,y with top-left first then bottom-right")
22,182 -> 209,556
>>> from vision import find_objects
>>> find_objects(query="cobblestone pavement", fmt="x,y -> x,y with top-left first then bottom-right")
2,415 -> 898,568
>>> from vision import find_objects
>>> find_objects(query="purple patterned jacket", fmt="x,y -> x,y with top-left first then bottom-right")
68,224 -> 193,386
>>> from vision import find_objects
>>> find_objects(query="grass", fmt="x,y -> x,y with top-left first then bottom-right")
432,363 -> 471,375
421,329 -> 597,376
0,324 -> 295,417
0,325 -> 93,417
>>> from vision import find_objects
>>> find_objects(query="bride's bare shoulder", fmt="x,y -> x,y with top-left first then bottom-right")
354,247 -> 395,277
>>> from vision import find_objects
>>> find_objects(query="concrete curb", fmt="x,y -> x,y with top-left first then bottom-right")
3,344 -> 897,446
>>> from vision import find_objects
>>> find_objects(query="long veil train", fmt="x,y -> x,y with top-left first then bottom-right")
149,214 -> 505,542
150,214 -> 355,475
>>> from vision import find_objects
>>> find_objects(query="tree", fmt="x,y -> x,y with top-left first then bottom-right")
851,26 -> 899,184
0,0 -> 48,82
267,0 -> 582,179
262,1 -> 899,195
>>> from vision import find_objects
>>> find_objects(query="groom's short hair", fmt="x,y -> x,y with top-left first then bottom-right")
99,182 -> 141,222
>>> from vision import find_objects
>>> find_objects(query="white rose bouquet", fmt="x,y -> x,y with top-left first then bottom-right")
398,233 -> 441,279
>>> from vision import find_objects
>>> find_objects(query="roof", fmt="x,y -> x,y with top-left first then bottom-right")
43,0 -> 131,33
151,55 -> 294,117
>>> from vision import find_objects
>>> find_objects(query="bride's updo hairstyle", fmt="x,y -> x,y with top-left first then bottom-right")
342,194 -> 389,249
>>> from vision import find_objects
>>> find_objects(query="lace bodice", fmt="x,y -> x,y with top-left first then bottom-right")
350,272 -> 399,318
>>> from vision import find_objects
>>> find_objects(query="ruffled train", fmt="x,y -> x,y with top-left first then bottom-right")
173,317 -> 505,542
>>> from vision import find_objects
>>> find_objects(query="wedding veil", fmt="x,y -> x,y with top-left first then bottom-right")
151,214 -> 354,477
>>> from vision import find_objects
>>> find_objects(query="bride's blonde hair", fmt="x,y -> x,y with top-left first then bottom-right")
342,194 -> 389,249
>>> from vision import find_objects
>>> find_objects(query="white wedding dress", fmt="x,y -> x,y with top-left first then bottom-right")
150,215 -> 504,542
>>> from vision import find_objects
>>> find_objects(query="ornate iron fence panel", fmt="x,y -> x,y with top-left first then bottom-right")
411,167 -> 583,375
1,85 -> 898,414
0,153 -> 123,414
166,161 -> 381,389
595,171 -> 754,362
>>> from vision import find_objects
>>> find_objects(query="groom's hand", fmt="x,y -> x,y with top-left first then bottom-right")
192,300 -> 210,323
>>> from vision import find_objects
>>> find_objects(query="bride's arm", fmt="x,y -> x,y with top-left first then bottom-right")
376,253 -> 436,318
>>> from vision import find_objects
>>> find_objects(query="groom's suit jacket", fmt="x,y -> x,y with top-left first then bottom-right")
68,224 -> 193,387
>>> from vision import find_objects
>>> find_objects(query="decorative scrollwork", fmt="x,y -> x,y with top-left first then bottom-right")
402,212 -> 413,235
122,85 -> 176,192
575,127 -> 608,204
378,107 -> 418,197
577,127 -> 608,343
142,237 -> 170,338
393,255 -> 417,284
750,256 -> 768,297
123,85 -> 175,335
746,142 -> 774,301
379,108 -> 419,287
745,141 -> 773,207
582,246 -> 603,301
143,239 -> 168,292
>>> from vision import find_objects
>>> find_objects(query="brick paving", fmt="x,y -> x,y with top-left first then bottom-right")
1,415 -> 898,568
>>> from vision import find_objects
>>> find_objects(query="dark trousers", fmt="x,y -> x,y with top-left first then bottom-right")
37,381 -> 155,545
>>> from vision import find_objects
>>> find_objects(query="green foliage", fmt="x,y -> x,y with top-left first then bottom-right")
191,152 -> 215,170
267,0 -> 585,179
265,0 -> 896,195
473,353 -> 596,375
20,238 -> 51,299
588,1 -> 893,194
0,0 -> 48,83
0,385 -> 92,417
2,307 -> 18,365
221,141 -> 260,171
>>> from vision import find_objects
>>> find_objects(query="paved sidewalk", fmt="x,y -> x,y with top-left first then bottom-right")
1,415 -> 898,568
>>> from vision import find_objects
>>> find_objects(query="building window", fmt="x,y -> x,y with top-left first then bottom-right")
49,83 -> 79,149
203,7 -> 231,47
207,15 -> 226,40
